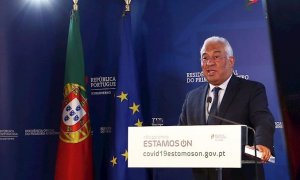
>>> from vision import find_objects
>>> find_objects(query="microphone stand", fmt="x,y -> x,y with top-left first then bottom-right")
210,114 -> 258,180
206,97 -> 258,180
210,115 -> 258,180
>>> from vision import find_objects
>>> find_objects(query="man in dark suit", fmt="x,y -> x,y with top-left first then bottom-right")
179,36 -> 275,180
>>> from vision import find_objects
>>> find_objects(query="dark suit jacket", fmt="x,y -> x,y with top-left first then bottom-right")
179,75 -> 275,180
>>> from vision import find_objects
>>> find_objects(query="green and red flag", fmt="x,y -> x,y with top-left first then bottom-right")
55,4 -> 93,180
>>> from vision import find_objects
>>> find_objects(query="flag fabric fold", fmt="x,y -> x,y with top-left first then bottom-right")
55,9 -> 94,180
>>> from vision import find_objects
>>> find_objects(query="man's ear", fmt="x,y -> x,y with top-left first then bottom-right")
229,56 -> 235,67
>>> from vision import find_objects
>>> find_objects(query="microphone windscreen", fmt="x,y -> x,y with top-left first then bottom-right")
207,96 -> 212,103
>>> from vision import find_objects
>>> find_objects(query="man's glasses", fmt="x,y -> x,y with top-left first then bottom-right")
201,55 -> 226,63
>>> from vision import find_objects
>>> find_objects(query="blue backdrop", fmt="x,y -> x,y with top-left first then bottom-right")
0,0 -> 290,179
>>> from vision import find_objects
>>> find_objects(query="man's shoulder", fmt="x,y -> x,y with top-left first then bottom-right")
233,76 -> 265,88
187,84 -> 208,97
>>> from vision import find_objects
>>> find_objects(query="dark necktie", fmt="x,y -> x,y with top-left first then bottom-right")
207,87 -> 221,125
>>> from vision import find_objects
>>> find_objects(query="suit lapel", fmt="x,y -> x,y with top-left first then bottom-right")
218,75 -> 240,117
198,84 -> 209,125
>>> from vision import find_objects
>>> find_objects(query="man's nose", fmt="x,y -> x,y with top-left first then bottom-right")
206,59 -> 216,65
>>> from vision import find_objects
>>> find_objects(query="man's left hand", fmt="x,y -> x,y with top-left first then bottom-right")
255,145 -> 271,162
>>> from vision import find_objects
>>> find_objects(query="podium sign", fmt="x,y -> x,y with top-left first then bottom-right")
128,125 -> 242,168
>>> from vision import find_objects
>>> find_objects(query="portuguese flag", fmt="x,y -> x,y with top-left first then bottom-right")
54,8 -> 93,180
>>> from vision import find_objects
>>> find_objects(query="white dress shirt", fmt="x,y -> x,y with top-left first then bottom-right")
205,75 -> 232,122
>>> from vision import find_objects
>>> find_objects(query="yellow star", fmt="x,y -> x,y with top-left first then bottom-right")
129,102 -> 140,114
121,149 -> 128,161
134,119 -> 143,127
110,156 -> 117,167
117,91 -> 128,102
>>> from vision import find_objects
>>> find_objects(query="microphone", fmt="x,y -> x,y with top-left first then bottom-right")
206,96 -> 212,115
207,96 -> 212,103
206,96 -> 259,180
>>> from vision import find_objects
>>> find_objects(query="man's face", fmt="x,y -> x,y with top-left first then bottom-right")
201,41 -> 234,86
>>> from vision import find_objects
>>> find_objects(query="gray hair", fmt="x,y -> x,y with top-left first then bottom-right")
200,36 -> 233,59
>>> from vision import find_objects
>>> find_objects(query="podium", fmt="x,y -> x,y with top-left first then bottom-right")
128,125 -> 244,168
128,125 -> 274,180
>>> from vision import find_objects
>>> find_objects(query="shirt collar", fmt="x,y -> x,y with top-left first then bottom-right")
208,74 -> 232,91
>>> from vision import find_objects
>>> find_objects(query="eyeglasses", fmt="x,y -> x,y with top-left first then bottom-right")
201,55 -> 226,63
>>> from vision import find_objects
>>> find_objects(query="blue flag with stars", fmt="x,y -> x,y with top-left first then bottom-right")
107,4 -> 152,180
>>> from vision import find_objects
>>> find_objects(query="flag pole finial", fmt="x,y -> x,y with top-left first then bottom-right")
124,0 -> 131,12
73,0 -> 78,11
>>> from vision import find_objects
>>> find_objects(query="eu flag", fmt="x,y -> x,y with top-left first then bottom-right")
107,3 -> 152,180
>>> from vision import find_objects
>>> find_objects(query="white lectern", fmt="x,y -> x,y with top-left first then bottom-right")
128,125 -> 243,168
128,125 -> 274,180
